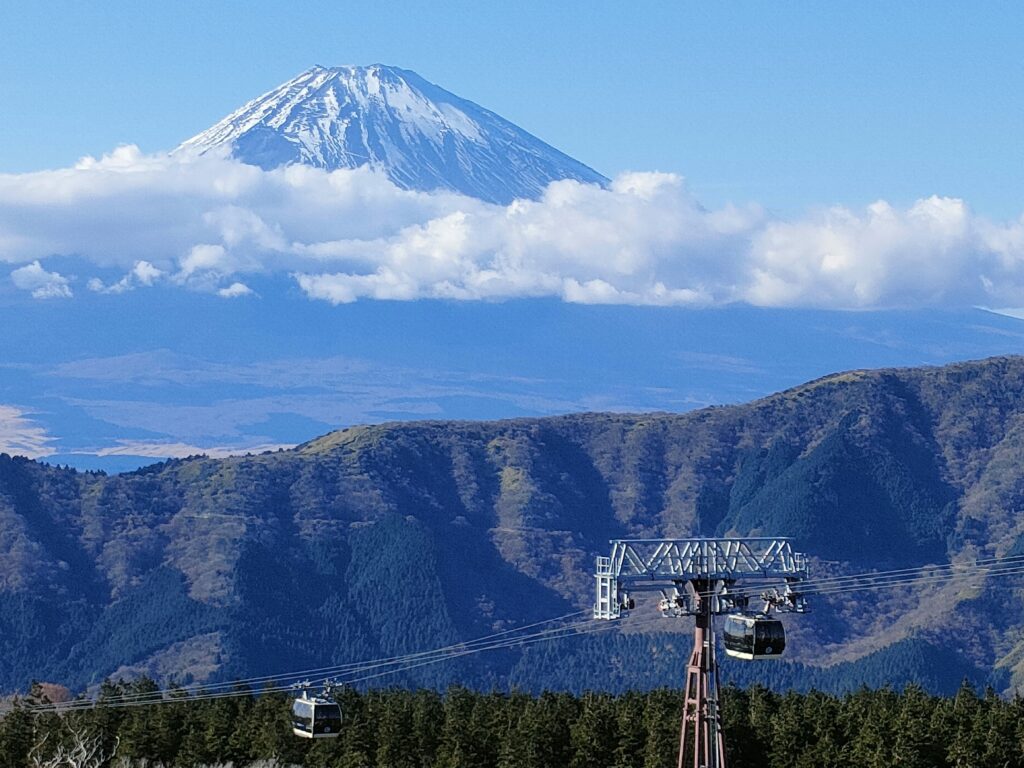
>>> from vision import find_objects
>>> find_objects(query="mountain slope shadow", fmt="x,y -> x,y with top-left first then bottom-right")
719,410 -> 956,564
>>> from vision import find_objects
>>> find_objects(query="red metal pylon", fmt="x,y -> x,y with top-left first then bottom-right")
678,588 -> 726,768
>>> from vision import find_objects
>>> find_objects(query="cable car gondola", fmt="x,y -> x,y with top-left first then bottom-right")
291,692 -> 343,739
722,614 -> 786,660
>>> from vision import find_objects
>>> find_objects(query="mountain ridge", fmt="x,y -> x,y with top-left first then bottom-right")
4,355 -> 1024,694
175,64 -> 609,204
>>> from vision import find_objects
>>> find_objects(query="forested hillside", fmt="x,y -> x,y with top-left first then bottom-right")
4,356 -> 1024,694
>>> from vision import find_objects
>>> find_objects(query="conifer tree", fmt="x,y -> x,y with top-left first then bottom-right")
90,681 -> 127,762
116,678 -> 164,762
500,692 -> 573,768
720,685 -> 757,768
766,690 -> 806,768
0,703 -> 34,768
335,688 -> 376,768
410,688 -> 443,768
744,684 -> 778,756
496,691 -> 532,768
843,687 -> 895,768
642,688 -> 681,768
469,691 -> 508,768
245,689 -> 304,765
148,687 -> 188,764
611,691 -> 646,768
571,692 -> 617,768
980,687 -> 1022,768
437,686 -> 486,768
891,684 -> 941,768
947,680 -> 984,768
376,690 -> 417,768
173,720 -> 208,768
795,689 -> 845,768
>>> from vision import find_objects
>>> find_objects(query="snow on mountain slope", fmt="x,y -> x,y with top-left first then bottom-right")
175,65 -> 609,204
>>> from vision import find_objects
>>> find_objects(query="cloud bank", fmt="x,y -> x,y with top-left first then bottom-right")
4,145 -> 1024,309
10,260 -> 73,299
0,406 -> 57,457
95,440 -> 294,460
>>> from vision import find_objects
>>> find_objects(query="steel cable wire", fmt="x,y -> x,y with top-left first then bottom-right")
703,552 -> 1024,601
720,557 -> 1024,606
37,609 -> 590,710
31,552 -> 1024,713
35,615 -> 650,712
33,614 -> 605,711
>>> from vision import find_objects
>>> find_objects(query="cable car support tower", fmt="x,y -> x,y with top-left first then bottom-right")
594,538 -> 808,768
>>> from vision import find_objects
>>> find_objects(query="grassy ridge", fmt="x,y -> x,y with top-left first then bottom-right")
3,357 -> 1024,692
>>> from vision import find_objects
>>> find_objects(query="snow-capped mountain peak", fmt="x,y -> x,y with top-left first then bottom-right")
175,65 -> 608,204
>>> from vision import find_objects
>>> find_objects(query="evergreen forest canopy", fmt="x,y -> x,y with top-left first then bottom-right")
3,356 -> 1024,695
4,681 -> 1024,768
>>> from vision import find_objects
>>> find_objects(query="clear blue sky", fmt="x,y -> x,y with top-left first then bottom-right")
2,1 -> 1023,217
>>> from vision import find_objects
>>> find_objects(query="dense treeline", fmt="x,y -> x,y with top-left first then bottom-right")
5,680 -> 1024,768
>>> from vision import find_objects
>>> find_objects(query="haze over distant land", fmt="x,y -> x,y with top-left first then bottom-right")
0,64 -> 1022,470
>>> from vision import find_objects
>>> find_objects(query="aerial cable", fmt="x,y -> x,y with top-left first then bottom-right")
30,552 -> 1024,713
39,556 -> 1024,711
33,616 -> 592,712
747,552 -> 1024,596
716,557 -> 1024,605
40,619 -> 597,712
81,615 -> 653,711
798,556 -> 1024,597
723,561 -> 1023,603
794,561 -> 1024,600
717,552 -> 1024,601
34,615 -> 643,712
32,613 -> 603,712
43,609 -> 590,710
182,617 -> 631,706
337,615 -> 658,689
794,552 -> 1024,591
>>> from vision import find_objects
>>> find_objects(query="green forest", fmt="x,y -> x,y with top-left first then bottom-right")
5,680 -> 1024,768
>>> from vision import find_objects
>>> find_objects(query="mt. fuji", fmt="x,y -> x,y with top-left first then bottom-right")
175,65 -> 609,204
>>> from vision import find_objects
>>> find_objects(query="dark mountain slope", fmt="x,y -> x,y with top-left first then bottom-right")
4,356 -> 1024,693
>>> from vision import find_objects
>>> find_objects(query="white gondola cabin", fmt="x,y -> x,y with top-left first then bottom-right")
291,693 -> 342,738
722,614 -> 786,660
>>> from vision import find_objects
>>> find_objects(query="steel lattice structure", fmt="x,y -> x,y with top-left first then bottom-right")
594,537 -> 809,768
595,538 -> 807,619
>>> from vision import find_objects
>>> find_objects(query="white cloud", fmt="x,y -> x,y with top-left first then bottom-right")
746,197 -> 984,308
0,405 -> 57,457
88,259 -> 164,293
133,260 -> 163,284
179,244 -> 229,276
95,440 -> 294,459
9,261 -> 72,299
4,146 -> 1024,309
217,281 -> 254,298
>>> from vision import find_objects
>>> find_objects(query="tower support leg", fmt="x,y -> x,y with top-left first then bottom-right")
678,587 -> 726,768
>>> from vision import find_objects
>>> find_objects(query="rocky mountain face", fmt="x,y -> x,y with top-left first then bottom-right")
4,356 -> 1024,695
175,65 -> 608,204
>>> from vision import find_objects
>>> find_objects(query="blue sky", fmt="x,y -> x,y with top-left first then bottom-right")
2,2 -> 1024,468
3,1 -> 1023,216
